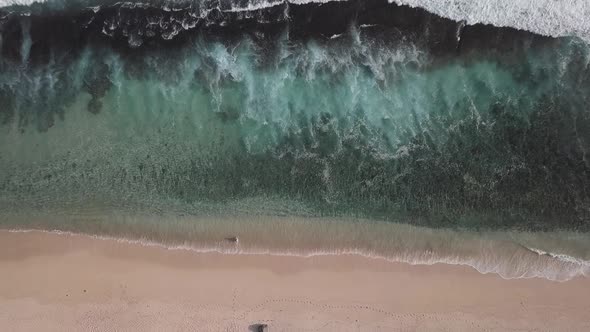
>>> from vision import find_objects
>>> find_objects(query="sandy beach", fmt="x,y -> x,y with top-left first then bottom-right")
0,230 -> 589,331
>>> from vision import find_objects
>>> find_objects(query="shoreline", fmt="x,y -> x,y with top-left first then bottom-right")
3,225 -> 590,282
1,230 -> 590,331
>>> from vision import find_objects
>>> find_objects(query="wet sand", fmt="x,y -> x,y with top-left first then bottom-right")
1,230 -> 589,331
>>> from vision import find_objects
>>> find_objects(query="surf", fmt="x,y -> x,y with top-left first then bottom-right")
1,0 -> 588,43
1,0 -> 589,282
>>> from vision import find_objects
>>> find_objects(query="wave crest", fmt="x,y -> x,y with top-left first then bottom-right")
1,0 -> 588,43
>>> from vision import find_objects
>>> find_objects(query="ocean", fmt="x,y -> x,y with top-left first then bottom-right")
1,0 -> 589,280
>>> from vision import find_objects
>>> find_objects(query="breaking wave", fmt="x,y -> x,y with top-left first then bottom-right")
1,0 -> 588,43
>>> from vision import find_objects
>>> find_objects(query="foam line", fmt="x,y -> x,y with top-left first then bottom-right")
393,0 -> 590,42
4,228 -> 589,282
1,0 -> 588,43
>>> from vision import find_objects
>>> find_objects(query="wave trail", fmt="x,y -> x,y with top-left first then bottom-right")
526,247 -> 590,268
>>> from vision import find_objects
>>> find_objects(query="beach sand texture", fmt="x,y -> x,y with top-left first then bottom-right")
1,230 -> 589,331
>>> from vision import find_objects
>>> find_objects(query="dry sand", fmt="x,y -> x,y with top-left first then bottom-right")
0,230 -> 589,331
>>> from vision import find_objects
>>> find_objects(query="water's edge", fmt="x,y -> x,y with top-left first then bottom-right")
3,214 -> 589,282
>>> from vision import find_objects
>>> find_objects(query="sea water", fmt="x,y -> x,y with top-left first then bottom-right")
1,0 -> 589,280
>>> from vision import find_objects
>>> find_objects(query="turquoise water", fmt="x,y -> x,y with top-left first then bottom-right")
1,0 -> 590,280
2,34 -> 588,229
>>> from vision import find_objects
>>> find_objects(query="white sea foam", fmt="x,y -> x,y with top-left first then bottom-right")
5,228 -> 590,282
527,247 -> 590,267
393,0 -> 590,42
1,0 -> 588,43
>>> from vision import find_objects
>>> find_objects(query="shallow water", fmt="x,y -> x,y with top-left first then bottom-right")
5,209 -> 590,281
